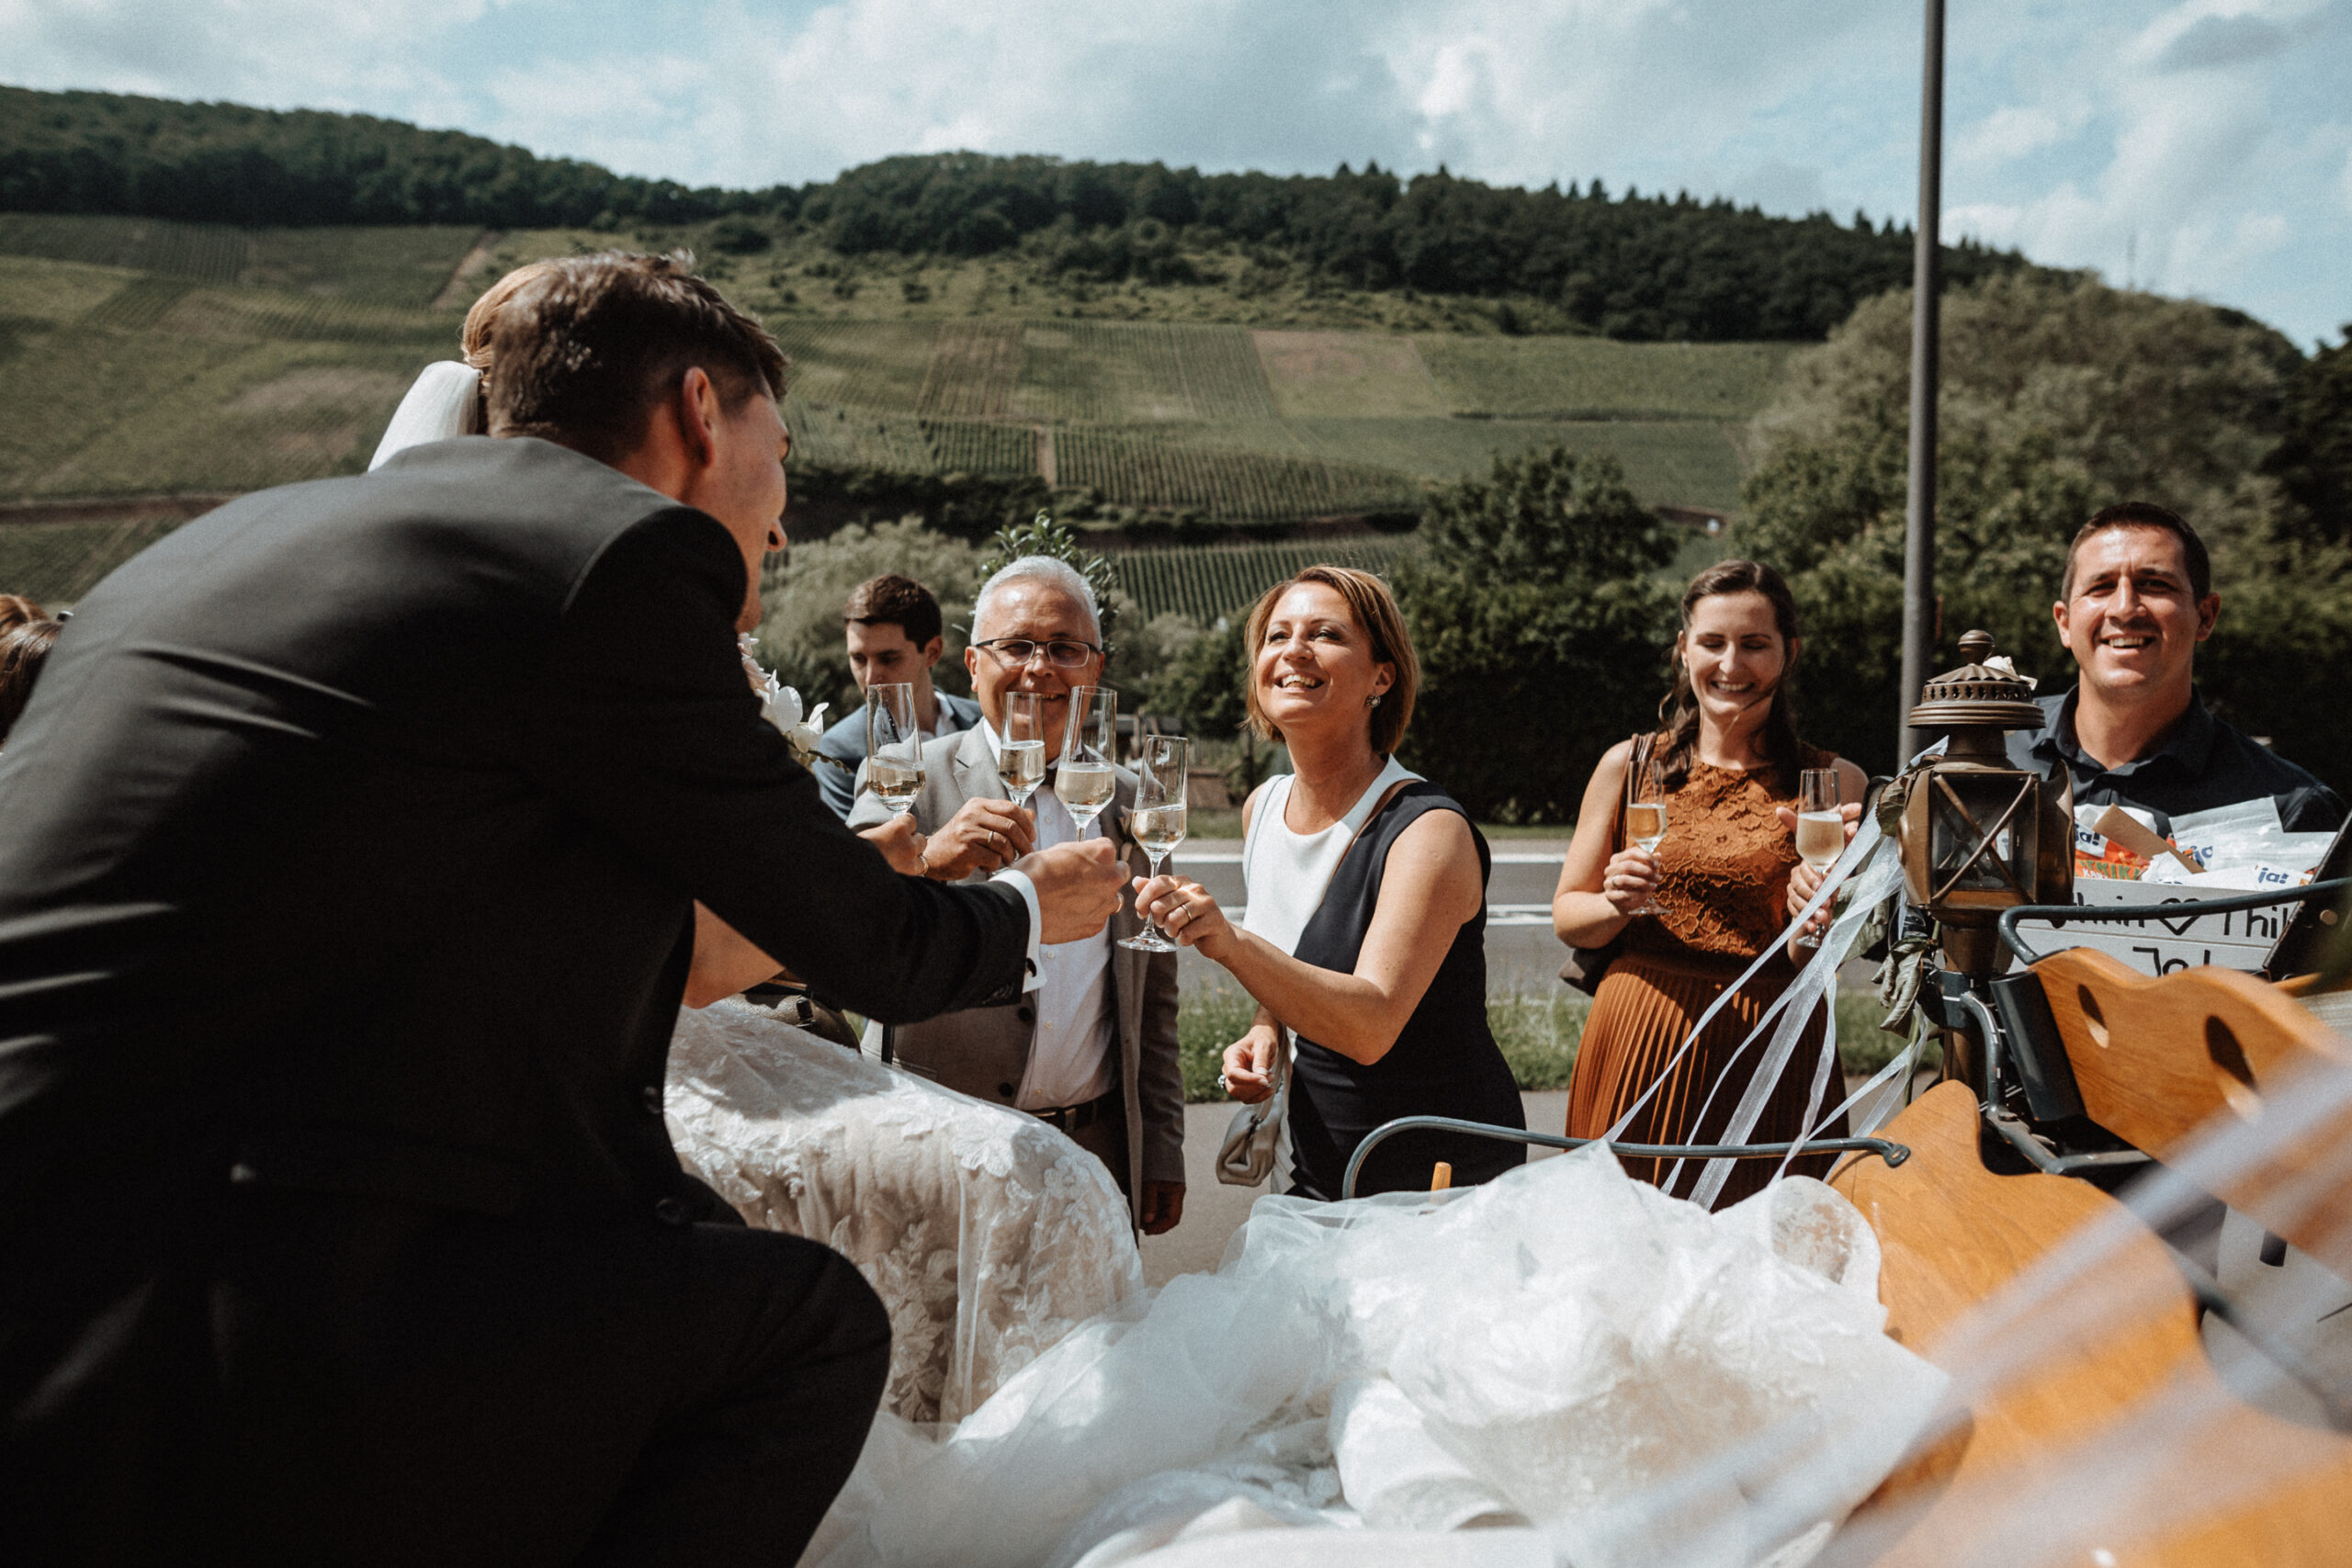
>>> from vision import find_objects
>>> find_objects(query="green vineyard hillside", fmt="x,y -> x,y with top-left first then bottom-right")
0,212 -> 1793,604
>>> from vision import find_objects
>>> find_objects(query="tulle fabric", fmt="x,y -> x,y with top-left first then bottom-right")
368,360 -> 482,470
664,1000 -> 1143,1424
807,1145 -> 1946,1568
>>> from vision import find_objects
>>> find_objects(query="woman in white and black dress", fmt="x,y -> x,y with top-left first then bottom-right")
1135,566 -> 1523,1200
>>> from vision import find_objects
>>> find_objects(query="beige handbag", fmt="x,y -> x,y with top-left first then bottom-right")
1212,775 -> 1414,1189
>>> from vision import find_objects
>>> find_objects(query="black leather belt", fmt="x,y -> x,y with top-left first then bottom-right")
1031,1091 -> 1114,1133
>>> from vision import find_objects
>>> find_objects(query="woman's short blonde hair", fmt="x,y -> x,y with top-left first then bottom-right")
1242,565 -> 1418,756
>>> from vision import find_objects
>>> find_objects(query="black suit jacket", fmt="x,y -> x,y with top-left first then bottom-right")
0,436 -> 1028,1233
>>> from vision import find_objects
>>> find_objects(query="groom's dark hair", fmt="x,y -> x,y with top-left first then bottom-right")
482,251 -> 788,465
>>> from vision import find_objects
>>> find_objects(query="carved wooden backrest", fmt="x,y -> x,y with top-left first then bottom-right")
2032,947 -> 2352,1277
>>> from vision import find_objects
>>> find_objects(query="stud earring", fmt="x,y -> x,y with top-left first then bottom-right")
1365,694 -> 1383,708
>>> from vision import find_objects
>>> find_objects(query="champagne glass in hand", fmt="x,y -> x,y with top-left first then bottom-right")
866,682 -> 924,817
1055,685 -> 1117,836
1624,749 -> 1668,917
1119,735 -> 1188,953
998,691 -> 1046,808
1793,768 -> 1842,949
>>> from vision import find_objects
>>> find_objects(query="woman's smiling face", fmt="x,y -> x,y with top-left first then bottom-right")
1253,581 -> 1393,739
1679,590 -> 1792,727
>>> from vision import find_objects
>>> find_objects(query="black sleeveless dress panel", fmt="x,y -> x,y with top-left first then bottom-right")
1285,783 -> 1526,1200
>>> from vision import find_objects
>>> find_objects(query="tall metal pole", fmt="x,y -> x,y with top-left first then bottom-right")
1899,0 -> 1946,761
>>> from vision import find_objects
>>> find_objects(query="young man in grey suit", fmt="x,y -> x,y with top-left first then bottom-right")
849,558 -> 1186,1235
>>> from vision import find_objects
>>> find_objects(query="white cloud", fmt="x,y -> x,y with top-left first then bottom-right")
1957,105 -> 2079,167
1,0 -> 2346,343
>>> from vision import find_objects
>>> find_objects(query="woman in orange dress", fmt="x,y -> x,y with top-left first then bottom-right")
1551,559 -> 1866,1210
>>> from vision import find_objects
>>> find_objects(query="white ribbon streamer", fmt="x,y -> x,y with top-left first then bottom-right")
1596,813 -> 1904,1208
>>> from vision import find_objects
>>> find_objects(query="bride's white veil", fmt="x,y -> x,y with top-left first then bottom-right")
368,360 -> 484,470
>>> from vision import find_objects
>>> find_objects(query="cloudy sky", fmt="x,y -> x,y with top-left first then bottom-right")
6,0 -> 2346,345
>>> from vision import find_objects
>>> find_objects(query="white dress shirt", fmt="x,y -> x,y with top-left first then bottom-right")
978,722 -> 1116,1111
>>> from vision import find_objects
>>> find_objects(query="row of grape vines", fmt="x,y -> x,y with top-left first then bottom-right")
1111,536 -> 1415,625
1057,427 -> 1417,518
0,213 -> 251,285
915,321 -> 1023,419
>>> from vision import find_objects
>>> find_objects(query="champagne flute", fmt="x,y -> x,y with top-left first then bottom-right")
1793,768 -> 1843,950
1624,749 -> 1668,917
1054,685 -> 1116,836
1119,735 -> 1188,953
865,682 -> 924,817
998,691 -> 1046,808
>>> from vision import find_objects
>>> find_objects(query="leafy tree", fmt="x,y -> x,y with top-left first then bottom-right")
3,85 -> 2036,343
978,513 -> 1124,651
1146,615 -> 1249,739
1738,272 -> 2350,788
1393,449 -> 1679,822
2265,327 -> 2352,546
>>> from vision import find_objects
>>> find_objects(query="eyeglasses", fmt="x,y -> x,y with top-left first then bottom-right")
973,637 -> 1101,669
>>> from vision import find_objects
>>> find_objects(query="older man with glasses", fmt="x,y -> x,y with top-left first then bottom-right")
848,556 -> 1186,1236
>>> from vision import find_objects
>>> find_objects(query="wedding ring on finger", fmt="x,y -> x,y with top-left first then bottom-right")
1216,1073 -> 1231,1092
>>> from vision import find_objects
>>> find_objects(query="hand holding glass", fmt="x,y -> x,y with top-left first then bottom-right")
866,682 -> 923,816
1624,750 -> 1668,917
1793,768 -> 1842,949
997,691 -> 1046,808
1120,735 -> 1189,953
1055,685 -> 1117,835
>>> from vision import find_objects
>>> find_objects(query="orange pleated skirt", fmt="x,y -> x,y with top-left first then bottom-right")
1566,948 -> 1848,1210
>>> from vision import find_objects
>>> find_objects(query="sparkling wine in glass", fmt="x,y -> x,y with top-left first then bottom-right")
997,691 -> 1046,807
1119,735 -> 1189,953
1624,749 -> 1668,918
1794,767 -> 1842,949
866,682 -> 924,816
1054,684 -> 1117,835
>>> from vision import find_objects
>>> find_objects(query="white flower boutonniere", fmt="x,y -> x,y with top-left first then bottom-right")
739,635 -> 829,769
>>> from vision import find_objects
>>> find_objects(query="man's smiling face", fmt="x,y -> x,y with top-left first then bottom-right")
2053,525 -> 2219,705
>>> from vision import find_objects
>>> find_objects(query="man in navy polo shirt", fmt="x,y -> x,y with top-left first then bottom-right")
2007,502 -> 2344,836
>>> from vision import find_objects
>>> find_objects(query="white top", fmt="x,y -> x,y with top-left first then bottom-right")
978,722 -> 1116,1111
1239,755 -> 1421,956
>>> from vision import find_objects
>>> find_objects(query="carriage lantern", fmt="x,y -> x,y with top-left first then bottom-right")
1894,631 -> 2073,981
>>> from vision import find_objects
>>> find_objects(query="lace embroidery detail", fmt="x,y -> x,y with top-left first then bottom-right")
1629,744 -> 1834,960
664,1000 -> 1143,1424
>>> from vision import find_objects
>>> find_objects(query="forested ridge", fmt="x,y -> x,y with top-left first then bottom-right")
0,85 -> 2032,341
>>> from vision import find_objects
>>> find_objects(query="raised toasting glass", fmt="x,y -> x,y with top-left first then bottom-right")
1793,767 -> 1842,949
1054,685 -> 1117,836
998,691 -> 1046,808
1119,735 -> 1189,953
1623,747 -> 1669,918
866,682 -> 924,817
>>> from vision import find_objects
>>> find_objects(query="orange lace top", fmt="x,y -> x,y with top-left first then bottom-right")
1621,741 -> 1835,963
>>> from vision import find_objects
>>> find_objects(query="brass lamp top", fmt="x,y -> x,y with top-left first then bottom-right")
1907,629 -> 2046,732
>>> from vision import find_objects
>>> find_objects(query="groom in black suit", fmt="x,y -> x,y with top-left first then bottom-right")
0,253 -> 1125,1564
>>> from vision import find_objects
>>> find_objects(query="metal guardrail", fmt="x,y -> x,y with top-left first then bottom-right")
1339,1115 -> 1911,1201
1996,878 -> 2351,965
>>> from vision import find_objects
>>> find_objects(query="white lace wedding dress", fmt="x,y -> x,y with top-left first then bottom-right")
664,998 -> 1144,1425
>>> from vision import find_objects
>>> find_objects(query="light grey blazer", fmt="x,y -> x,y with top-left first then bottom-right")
848,724 -> 1184,1214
